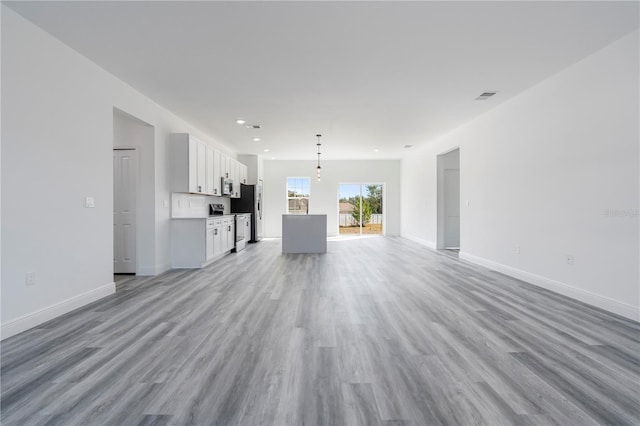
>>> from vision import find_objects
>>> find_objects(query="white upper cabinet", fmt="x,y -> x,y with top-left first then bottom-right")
230,160 -> 238,198
173,133 -> 247,198
196,141 -> 206,194
188,138 -> 199,193
218,152 -> 227,179
224,155 -> 231,179
172,133 -> 205,194
212,149 -> 221,196
205,145 -> 215,195
239,163 -> 248,185
172,133 -> 221,195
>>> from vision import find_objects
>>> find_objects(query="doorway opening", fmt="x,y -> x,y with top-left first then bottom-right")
437,148 -> 460,249
338,184 -> 384,236
113,108 -> 154,276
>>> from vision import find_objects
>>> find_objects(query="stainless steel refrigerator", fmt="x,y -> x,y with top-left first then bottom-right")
231,180 -> 263,243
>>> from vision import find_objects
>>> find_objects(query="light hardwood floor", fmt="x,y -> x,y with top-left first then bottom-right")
2,237 -> 639,425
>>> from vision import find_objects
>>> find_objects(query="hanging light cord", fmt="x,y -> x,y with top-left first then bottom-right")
316,134 -> 322,181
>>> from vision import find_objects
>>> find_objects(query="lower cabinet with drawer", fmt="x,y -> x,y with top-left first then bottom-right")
172,215 -> 235,268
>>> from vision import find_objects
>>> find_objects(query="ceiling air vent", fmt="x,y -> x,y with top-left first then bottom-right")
404,144 -> 413,149
475,91 -> 497,101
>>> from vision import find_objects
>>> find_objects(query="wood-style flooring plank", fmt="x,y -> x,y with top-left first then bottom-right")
2,237 -> 639,425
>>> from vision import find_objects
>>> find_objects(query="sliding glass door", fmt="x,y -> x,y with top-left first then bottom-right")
338,184 -> 384,236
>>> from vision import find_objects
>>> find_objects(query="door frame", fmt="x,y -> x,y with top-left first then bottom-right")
113,107 -> 156,275
113,147 -> 139,274
337,182 -> 386,236
436,147 -> 461,250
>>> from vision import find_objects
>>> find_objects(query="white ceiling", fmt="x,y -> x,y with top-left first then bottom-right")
4,1 -> 639,159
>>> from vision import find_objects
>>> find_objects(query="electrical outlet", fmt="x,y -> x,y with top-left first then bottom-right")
163,200 -> 169,208
85,196 -> 95,208
466,200 -> 470,207
565,254 -> 574,265
515,245 -> 520,254
26,272 -> 35,286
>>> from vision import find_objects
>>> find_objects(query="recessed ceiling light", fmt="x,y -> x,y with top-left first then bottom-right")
404,145 -> 413,149
236,119 -> 246,125
253,137 -> 261,142
263,149 -> 270,152
271,157 -> 276,160
374,149 -> 379,152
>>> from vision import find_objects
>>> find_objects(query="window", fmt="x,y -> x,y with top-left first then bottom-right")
339,183 -> 384,235
287,177 -> 310,214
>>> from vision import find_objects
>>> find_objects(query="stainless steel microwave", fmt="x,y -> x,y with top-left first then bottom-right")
221,177 -> 233,196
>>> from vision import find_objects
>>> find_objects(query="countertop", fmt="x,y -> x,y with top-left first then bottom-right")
172,214 -> 236,220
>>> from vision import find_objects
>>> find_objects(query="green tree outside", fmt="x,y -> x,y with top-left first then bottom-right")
352,196 -> 372,226
365,185 -> 382,214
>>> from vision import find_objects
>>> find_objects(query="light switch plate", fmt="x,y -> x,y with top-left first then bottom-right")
85,196 -> 95,208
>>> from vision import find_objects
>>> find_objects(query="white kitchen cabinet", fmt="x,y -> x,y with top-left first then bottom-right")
222,217 -> 235,252
171,133 -> 212,195
212,149 -> 221,196
213,219 -> 224,257
205,145 -> 215,196
223,154 -> 230,179
196,141 -> 206,193
206,218 -> 215,261
230,160 -> 239,198
171,218 -> 209,268
239,163 -> 248,185
171,216 -> 236,268
172,137 -> 246,199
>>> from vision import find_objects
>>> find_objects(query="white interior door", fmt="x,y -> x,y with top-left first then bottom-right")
114,149 -> 138,273
444,168 -> 460,248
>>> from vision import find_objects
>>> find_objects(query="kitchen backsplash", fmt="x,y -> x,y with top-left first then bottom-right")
171,193 -> 230,218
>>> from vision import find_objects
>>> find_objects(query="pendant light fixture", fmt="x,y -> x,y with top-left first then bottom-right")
316,134 -> 322,181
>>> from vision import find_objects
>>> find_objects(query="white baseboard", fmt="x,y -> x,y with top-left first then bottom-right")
137,263 -> 171,276
459,251 -> 640,322
402,234 -> 436,250
1,282 -> 116,340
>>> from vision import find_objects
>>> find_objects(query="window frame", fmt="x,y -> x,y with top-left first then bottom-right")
286,177 -> 311,214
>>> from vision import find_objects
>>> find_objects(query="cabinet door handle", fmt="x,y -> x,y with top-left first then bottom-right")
228,225 -> 231,231
214,229 -> 218,235
198,185 -> 202,192
214,189 -> 217,194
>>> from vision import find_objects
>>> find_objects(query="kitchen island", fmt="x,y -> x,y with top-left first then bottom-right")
282,214 -> 327,254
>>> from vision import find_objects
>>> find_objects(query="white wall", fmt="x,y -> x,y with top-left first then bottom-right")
1,7 -> 237,338
401,30 -> 640,320
263,160 -> 401,238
